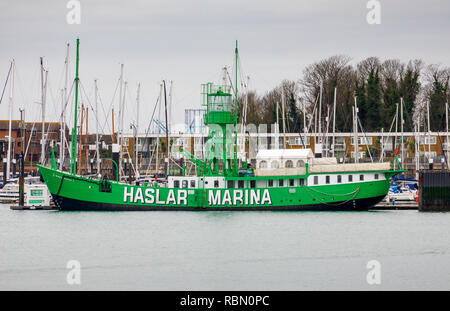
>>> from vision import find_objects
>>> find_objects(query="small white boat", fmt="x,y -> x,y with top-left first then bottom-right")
0,177 -> 51,205
385,178 -> 418,203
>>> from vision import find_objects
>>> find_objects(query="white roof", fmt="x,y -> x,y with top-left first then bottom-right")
256,148 -> 314,160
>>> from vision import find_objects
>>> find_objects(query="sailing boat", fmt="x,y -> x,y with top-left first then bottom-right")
38,39 -> 405,211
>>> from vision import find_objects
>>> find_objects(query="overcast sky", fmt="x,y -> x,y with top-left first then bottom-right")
0,0 -> 449,134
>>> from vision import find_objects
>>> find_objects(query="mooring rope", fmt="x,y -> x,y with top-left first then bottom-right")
303,186 -> 361,207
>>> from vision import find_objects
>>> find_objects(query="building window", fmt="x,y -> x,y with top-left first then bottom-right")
268,180 -> 274,187
259,160 -> 267,168
360,175 -> 364,181
214,180 -> 219,188
348,175 -> 353,182
271,160 -> 279,169
325,176 -> 330,184
297,160 -> 305,167
314,176 -> 319,185
238,180 -> 245,188
190,180 -> 196,188
174,180 -> 180,188
337,175 -> 342,183
374,174 -> 379,180
299,179 -> 305,186
285,160 -> 293,168
182,180 -> 188,188
227,180 -> 234,188
250,180 -> 256,188
279,179 -> 284,187
289,179 -> 295,187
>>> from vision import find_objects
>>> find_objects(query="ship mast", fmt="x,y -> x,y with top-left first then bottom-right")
70,38 -> 80,175
60,43 -> 69,171
233,40 -> 238,174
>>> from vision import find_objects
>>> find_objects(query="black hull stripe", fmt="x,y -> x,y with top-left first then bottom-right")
52,194 -> 386,211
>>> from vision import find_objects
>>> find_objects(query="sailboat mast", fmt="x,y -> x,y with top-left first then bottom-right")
446,102 -> 449,170
118,64 -> 124,179
156,83 -> 162,173
40,57 -> 47,165
95,80 -> 100,175
60,43 -> 69,171
70,38 -> 80,175
6,60 -> 14,180
427,100 -> 431,163
354,96 -> 359,163
85,106 -> 88,174
78,104 -> 84,175
400,97 -> 404,167
332,87 -> 337,157
163,80 -> 169,177
281,89 -> 286,148
318,79 -> 323,141
135,83 -> 140,179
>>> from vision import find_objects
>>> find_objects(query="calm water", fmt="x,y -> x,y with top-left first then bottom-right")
1,205 -> 449,290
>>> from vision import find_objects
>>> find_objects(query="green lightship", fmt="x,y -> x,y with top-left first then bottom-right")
38,39 -> 404,211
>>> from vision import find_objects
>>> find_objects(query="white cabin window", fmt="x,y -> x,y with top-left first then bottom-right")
314,176 -> 319,185
271,160 -> 280,169
297,160 -> 305,167
259,160 -> 267,168
285,160 -> 293,168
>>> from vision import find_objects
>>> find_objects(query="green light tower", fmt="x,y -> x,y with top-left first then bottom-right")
201,42 -> 239,177
202,83 -> 236,176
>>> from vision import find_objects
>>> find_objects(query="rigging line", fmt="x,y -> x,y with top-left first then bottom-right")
125,82 -> 137,123
101,78 -> 120,135
79,80 -> 105,135
380,112 -> 398,162
356,115 -> 375,163
96,81 -> 113,135
24,122 -> 36,160
12,63 -> 30,110
0,62 -> 12,105
144,143 -> 158,176
59,80 -> 75,124
45,74 -> 62,123
142,96 -> 161,173
306,93 -> 320,134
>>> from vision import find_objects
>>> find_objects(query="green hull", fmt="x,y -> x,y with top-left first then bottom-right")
38,165 -> 401,211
